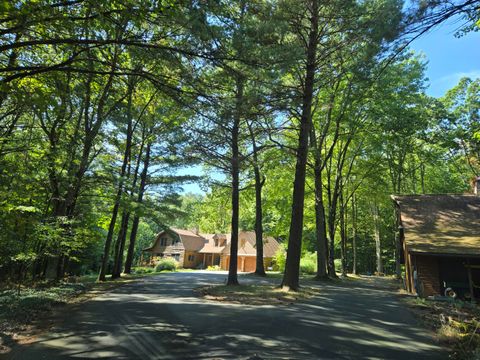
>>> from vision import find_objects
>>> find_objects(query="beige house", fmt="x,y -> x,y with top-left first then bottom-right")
143,228 -> 280,272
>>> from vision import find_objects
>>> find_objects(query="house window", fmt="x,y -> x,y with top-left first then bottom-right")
188,254 -> 195,262
160,237 -> 168,246
172,253 -> 180,261
214,239 -> 219,247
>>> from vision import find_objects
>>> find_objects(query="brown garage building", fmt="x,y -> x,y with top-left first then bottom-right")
393,190 -> 480,300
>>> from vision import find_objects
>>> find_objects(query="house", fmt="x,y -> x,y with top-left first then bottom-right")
143,228 -> 280,272
199,231 -> 280,272
392,178 -> 480,299
142,228 -> 206,268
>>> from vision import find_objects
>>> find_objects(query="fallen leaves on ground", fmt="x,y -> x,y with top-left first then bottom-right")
404,297 -> 480,359
195,284 -> 319,305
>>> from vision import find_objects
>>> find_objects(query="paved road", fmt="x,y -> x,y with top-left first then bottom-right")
7,272 -> 446,359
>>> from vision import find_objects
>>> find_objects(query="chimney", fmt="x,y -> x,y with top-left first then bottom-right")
474,177 -> 480,196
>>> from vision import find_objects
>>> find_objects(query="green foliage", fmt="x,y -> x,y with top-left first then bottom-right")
300,252 -> 317,275
272,244 -> 287,272
132,266 -> 155,274
0,0 -> 477,288
334,259 -> 343,273
155,258 -> 178,272
206,265 -> 221,271
0,284 -> 84,323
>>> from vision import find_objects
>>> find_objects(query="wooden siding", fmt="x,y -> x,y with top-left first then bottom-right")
221,255 -> 273,272
150,232 -> 185,267
414,254 -> 441,297
183,251 -> 203,269
405,244 -> 414,294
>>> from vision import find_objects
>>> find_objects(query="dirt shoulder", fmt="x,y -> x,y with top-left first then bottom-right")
403,295 -> 480,359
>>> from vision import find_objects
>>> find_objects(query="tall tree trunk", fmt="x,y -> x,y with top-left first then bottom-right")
98,88 -> 133,281
339,190 -> 347,277
281,0 -> 318,291
327,207 -> 337,277
253,166 -> 266,276
247,120 -> 266,277
313,164 -> 328,279
227,76 -> 243,286
124,141 -> 151,274
111,211 -> 130,278
310,123 -> 328,280
394,206 -> 402,279
352,193 -> 357,275
372,203 -> 383,274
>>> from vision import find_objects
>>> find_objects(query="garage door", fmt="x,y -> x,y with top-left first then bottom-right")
243,257 -> 256,272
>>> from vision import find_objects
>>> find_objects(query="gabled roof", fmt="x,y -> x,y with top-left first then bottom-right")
198,234 -> 226,254
392,194 -> 480,256
165,228 -> 205,251
146,228 -> 281,257
213,231 -> 281,257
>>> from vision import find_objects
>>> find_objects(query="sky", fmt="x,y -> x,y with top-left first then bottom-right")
410,17 -> 480,97
179,16 -> 480,195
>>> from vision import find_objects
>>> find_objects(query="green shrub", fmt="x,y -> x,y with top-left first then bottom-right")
133,266 -> 155,274
300,252 -> 317,274
206,265 -> 221,271
155,258 -> 178,272
272,243 -> 286,272
334,259 -> 342,273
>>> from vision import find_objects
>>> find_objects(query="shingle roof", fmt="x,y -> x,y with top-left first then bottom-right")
147,228 -> 281,257
169,228 -> 205,251
392,194 -> 480,256
193,230 -> 280,257
217,231 -> 280,257
198,234 -> 226,254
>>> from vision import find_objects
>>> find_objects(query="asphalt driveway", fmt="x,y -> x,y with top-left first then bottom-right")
7,272 -> 446,359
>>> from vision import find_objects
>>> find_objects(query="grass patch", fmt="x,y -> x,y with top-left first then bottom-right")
196,284 -> 319,305
404,297 -> 480,359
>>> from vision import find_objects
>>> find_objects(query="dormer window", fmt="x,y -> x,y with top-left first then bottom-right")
160,237 -> 168,246
214,239 -> 219,247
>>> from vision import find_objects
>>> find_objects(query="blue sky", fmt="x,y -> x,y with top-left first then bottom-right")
179,17 -> 480,195
410,17 -> 480,97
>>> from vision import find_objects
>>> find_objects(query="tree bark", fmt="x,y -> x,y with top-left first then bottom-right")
339,190 -> 347,277
310,128 -> 328,280
227,76 -> 243,286
247,120 -> 266,276
111,211 -> 130,278
98,86 -> 133,281
372,203 -> 383,274
281,0 -> 318,291
124,140 -> 151,274
352,192 -> 357,275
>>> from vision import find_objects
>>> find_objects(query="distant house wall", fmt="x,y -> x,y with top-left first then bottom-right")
221,255 -> 264,272
220,254 -> 228,270
150,232 -> 185,266
183,250 -> 203,268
